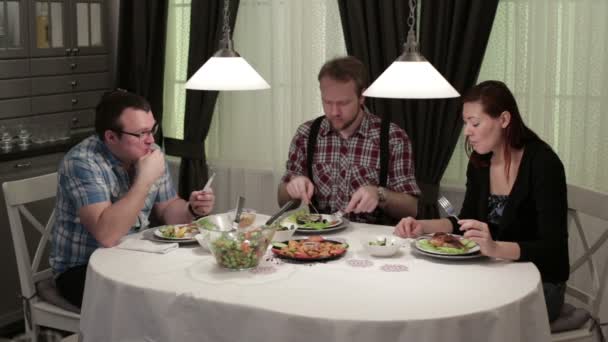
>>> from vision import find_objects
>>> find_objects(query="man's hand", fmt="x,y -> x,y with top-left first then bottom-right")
135,149 -> 165,187
345,185 -> 379,214
189,188 -> 215,217
285,176 -> 314,204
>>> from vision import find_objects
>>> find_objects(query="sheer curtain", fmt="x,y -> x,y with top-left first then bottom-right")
205,0 -> 346,213
442,0 -> 608,194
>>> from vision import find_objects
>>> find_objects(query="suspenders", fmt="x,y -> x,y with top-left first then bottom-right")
305,114 -> 390,214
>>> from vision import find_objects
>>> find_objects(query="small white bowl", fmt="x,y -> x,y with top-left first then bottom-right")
272,226 -> 297,242
362,236 -> 400,257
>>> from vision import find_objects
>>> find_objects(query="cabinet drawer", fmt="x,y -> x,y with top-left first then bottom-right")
30,55 -> 108,76
0,98 -> 31,119
0,153 -> 64,178
0,79 -> 31,99
0,60 -> 29,79
31,73 -> 111,96
69,109 -> 95,129
31,91 -> 105,114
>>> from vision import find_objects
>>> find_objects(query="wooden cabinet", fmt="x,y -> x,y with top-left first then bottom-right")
0,0 -> 112,150
29,0 -> 107,57
0,0 -> 29,58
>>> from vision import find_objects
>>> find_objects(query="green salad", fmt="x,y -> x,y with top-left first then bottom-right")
195,217 -> 218,231
417,238 -> 477,254
282,209 -> 336,230
210,230 -> 269,270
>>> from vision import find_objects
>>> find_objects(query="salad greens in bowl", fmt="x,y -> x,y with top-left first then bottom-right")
361,235 -> 401,257
207,225 -> 277,270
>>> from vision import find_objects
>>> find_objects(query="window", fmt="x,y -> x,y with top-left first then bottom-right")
443,0 -> 608,193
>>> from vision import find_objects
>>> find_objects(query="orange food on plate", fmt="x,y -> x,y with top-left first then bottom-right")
273,236 -> 347,259
429,232 -> 465,249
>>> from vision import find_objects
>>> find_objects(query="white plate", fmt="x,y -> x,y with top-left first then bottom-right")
294,218 -> 350,235
280,213 -> 343,231
143,229 -> 197,244
412,243 -> 485,260
153,224 -> 199,241
414,234 -> 480,256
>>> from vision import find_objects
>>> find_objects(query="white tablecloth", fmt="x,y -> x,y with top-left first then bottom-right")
80,218 -> 551,342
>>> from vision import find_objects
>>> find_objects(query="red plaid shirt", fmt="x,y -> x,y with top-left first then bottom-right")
282,112 -> 420,223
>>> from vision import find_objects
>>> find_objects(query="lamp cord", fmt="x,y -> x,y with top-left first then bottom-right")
407,0 -> 416,35
222,0 -> 231,41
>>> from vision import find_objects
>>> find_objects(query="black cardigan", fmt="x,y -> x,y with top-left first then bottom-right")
449,140 -> 569,283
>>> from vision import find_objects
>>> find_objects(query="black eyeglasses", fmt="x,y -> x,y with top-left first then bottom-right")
115,122 -> 159,141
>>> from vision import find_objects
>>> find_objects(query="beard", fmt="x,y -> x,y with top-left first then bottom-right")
329,107 -> 362,132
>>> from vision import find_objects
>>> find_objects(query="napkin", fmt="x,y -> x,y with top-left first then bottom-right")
116,238 -> 179,254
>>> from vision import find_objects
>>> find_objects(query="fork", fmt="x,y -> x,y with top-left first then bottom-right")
438,196 -> 459,220
332,210 -> 344,219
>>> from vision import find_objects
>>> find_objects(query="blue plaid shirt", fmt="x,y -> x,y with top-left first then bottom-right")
50,135 -> 176,275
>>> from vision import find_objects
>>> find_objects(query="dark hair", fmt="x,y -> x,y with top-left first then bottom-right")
462,80 -> 542,177
317,56 -> 368,96
95,89 -> 152,140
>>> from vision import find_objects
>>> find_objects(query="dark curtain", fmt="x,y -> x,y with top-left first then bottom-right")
164,0 -> 240,199
116,0 -> 169,143
338,0 -> 498,218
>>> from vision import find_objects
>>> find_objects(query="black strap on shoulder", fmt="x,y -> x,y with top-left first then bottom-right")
379,113 -> 390,187
306,115 -> 325,180
306,115 -> 325,211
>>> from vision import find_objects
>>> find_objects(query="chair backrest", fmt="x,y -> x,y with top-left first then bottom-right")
565,184 -> 608,319
2,172 -> 58,300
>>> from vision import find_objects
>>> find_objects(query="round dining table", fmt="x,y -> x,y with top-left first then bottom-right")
79,215 -> 551,342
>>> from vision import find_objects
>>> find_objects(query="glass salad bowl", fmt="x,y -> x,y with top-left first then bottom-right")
207,225 -> 277,270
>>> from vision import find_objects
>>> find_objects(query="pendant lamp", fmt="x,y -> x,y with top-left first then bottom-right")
185,0 -> 270,91
363,0 -> 458,99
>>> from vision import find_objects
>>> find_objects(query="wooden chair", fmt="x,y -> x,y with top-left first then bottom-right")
551,185 -> 608,342
3,173 -> 80,342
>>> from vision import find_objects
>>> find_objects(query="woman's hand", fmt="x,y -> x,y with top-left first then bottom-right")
459,219 -> 498,257
394,217 -> 423,238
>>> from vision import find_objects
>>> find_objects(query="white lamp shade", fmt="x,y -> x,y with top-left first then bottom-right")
185,56 -> 270,91
363,61 -> 460,99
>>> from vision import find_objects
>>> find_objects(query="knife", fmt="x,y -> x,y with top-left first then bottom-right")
265,200 -> 299,226
202,172 -> 216,192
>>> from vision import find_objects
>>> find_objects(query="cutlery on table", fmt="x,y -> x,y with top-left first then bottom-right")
438,195 -> 459,221
332,210 -> 344,219
233,196 -> 245,228
265,200 -> 299,226
202,172 -> 216,192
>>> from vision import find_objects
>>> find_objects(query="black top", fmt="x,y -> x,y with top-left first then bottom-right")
449,140 -> 569,283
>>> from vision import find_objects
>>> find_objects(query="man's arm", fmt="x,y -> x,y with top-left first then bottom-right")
79,180 -> 153,247
79,149 -> 166,247
154,197 -> 191,224
155,189 -> 215,224
277,182 -> 292,207
379,189 -> 418,219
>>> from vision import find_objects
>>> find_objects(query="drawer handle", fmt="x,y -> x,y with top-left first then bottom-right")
72,47 -> 80,54
71,98 -> 78,105
70,80 -> 78,87
72,117 -> 80,125
70,63 -> 77,69
15,162 -> 32,169
65,48 -> 72,55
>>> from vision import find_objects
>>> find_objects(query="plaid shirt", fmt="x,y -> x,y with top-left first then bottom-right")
282,113 -> 420,223
50,135 -> 176,275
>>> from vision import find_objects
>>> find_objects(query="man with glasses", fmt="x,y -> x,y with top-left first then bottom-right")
50,90 -> 215,307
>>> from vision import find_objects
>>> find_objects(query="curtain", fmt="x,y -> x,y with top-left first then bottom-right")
116,0 -> 169,142
338,0 -> 499,219
164,0 -> 240,199
443,0 -> 608,195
